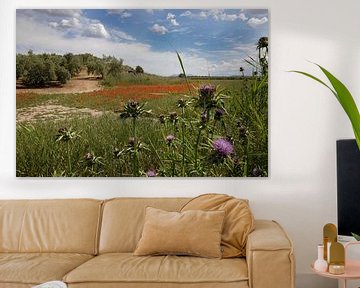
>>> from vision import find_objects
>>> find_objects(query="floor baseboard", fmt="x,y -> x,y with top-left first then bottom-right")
296,273 -> 337,288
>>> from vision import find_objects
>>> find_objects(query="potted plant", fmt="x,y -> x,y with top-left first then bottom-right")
291,64 -> 360,241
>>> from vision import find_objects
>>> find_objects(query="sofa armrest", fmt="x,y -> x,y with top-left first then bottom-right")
246,220 -> 295,288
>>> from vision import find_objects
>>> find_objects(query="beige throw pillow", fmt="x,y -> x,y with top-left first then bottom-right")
181,193 -> 255,258
134,207 -> 225,258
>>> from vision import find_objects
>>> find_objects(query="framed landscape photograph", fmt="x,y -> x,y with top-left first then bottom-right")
16,9 -> 269,177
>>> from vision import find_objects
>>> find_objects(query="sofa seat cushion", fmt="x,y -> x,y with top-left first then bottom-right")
0,253 -> 93,285
67,283 -> 249,288
64,253 -> 248,285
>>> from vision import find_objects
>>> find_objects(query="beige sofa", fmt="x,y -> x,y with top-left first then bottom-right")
0,198 -> 295,288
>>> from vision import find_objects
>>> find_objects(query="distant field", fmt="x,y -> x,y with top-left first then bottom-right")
16,78 -> 251,118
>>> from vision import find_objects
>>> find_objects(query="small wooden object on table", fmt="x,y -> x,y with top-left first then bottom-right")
312,242 -> 360,288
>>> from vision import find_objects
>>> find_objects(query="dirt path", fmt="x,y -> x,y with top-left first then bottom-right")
16,103 -> 104,123
16,71 -> 102,95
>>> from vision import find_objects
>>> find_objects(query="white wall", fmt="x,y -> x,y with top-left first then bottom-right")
1,0 -> 360,287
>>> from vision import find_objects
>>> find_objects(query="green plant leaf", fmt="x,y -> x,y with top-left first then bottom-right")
289,70 -> 337,99
290,64 -> 360,150
351,232 -> 360,241
316,65 -> 360,146
176,51 -> 191,95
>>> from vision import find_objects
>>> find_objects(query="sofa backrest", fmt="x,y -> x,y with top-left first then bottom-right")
0,199 -> 102,254
99,197 -> 190,253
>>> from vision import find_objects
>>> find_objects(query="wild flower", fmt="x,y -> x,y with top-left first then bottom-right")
84,152 -> 93,161
194,84 -> 228,114
83,152 -> 104,167
166,134 -> 175,145
119,100 -> 151,119
58,127 -> 67,134
214,108 -> 225,120
251,166 -> 263,177
237,123 -> 248,139
200,112 -> 208,125
146,170 -> 157,177
168,111 -> 178,124
55,127 -> 79,142
128,137 -> 136,147
158,114 -> 166,124
113,147 -> 121,158
55,126 -> 80,175
177,99 -> 187,108
199,84 -> 216,101
213,138 -> 234,157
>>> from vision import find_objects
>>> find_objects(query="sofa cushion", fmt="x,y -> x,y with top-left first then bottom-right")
0,253 -> 93,285
181,194 -> 254,258
99,198 -> 190,253
134,207 -> 225,258
0,199 -> 103,254
0,284 -> 33,288
68,282 -> 249,288
63,253 -> 248,285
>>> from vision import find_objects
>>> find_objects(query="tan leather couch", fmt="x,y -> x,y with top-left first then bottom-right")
0,198 -> 295,288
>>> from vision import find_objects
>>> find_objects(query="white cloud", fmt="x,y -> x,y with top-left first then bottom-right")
17,11 -> 257,76
166,13 -> 179,26
121,12 -> 132,18
37,9 -> 82,18
194,42 -> 204,46
239,13 -> 248,21
169,27 -> 190,34
198,11 -> 208,19
48,22 -> 58,28
150,24 -> 168,35
107,10 -> 132,18
180,11 -> 192,17
110,29 -> 136,41
247,17 -> 268,28
170,19 -> 179,26
180,10 -> 248,22
82,23 -> 109,38
107,9 -> 125,15
166,13 -> 176,20
232,43 -> 257,54
16,15 -> 220,76
45,13 -> 111,39
59,17 -> 80,28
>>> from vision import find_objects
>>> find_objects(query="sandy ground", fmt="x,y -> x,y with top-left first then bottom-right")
17,103 -> 104,123
16,71 -> 104,122
16,71 -> 102,95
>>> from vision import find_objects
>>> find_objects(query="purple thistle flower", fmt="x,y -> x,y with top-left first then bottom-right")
214,108 -> 225,120
199,84 -> 216,98
213,138 -> 234,157
84,152 -> 93,161
165,134 -> 175,145
146,170 -> 157,177
252,167 -> 263,177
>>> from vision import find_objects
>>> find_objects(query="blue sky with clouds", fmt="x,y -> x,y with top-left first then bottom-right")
16,9 -> 268,76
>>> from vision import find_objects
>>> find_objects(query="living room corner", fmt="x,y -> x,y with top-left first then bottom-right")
1,0 -> 360,288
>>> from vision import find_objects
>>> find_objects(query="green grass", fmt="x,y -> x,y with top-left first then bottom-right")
16,78 -> 268,177
102,73 -> 185,86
